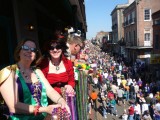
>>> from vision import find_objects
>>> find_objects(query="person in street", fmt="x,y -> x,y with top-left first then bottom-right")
137,77 -> 143,89
134,102 -> 141,120
153,99 -> 160,120
90,89 -> 98,111
117,87 -> 124,106
129,83 -> 135,100
122,109 -> 128,120
121,75 -> 127,88
108,96 -> 118,116
124,84 -> 130,102
0,39 -> 70,120
142,110 -> 152,120
100,91 -> 107,118
128,103 -> 135,120
144,83 -> 150,96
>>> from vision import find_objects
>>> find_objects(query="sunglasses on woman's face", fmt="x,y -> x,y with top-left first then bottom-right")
49,45 -> 62,50
21,45 -> 38,53
76,44 -> 83,50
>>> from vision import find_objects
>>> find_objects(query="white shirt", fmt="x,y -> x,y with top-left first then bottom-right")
142,103 -> 149,114
101,84 -> 107,92
93,78 -> 98,84
155,103 -> 160,111
134,85 -> 139,93
117,78 -> 121,86
134,104 -> 141,114
111,85 -> 118,94
127,78 -> 133,86
122,114 -> 128,120
103,72 -> 108,79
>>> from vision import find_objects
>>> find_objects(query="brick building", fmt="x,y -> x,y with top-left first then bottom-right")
123,0 -> 160,66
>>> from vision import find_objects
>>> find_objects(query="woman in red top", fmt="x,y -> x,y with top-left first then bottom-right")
39,34 -> 75,95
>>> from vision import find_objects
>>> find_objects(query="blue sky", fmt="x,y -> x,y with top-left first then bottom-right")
85,0 -> 128,39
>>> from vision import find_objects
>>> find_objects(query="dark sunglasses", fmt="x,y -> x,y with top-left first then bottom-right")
76,44 -> 83,50
49,45 -> 62,50
21,45 -> 38,53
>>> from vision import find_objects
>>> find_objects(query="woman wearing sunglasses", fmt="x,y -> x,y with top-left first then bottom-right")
0,39 -> 70,120
39,35 -> 75,96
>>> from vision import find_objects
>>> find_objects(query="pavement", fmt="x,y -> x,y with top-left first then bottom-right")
88,84 -> 130,120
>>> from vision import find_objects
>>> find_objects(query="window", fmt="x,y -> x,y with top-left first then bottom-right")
129,13 -> 132,23
133,31 -> 135,43
132,11 -> 135,23
128,14 -> 130,23
129,31 -> 131,42
144,9 -> 151,21
155,35 -> 159,49
145,33 -> 150,41
132,11 -> 135,19
124,17 -> 127,26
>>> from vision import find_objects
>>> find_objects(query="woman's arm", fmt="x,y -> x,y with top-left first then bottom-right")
36,69 -> 67,107
63,60 -> 75,94
0,72 -> 37,114
0,70 -> 68,115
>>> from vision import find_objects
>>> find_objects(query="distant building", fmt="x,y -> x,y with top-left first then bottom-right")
95,31 -> 109,46
111,3 -> 129,55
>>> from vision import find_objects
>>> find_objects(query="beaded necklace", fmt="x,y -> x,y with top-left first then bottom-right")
18,66 -> 32,82
52,107 -> 70,120
50,60 -> 60,71
51,87 -> 71,120
31,81 -> 42,105
18,65 -> 42,105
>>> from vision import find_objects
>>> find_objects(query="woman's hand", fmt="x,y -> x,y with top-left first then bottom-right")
56,101 -> 71,116
46,104 -> 61,114
64,85 -> 75,95
63,104 -> 71,115
45,104 -> 71,117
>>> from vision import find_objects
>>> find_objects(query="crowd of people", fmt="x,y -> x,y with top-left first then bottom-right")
86,42 -> 160,120
0,30 -> 160,120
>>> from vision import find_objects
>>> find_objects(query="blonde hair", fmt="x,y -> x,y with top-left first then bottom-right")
67,35 -> 84,46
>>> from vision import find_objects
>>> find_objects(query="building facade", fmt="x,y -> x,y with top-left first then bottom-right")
111,4 -> 129,56
123,0 -> 160,66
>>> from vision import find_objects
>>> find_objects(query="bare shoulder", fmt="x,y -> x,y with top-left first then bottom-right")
0,64 -> 17,85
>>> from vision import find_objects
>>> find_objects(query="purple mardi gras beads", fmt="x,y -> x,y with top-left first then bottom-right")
52,108 -> 58,120
52,107 -> 71,120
